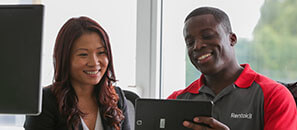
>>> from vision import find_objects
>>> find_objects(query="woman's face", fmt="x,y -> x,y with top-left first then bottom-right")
70,32 -> 109,87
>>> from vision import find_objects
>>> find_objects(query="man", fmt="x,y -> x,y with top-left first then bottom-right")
167,7 -> 297,130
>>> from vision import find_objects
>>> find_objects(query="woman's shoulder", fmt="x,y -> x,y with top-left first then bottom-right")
42,85 -> 57,103
114,86 -> 126,108
114,86 -> 123,94
113,86 -> 130,129
24,85 -> 63,129
43,85 -> 52,95
40,85 -> 58,111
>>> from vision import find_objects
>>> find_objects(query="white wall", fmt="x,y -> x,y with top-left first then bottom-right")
40,0 -> 137,91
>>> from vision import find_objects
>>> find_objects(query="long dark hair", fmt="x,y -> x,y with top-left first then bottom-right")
52,16 -> 124,129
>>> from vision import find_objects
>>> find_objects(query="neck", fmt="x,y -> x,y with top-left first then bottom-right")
72,84 -> 95,98
204,63 -> 243,95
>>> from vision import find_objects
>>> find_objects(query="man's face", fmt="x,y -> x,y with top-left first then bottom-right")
183,14 -> 236,75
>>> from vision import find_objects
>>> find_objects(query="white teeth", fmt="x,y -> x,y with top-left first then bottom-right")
85,71 -> 98,75
198,53 -> 211,60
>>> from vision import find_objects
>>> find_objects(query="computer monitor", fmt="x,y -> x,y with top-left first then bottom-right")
0,5 -> 44,114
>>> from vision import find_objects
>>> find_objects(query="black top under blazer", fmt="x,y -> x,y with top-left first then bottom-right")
24,86 -> 131,130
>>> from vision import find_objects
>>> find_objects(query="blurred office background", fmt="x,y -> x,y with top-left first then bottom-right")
1,0 -> 296,129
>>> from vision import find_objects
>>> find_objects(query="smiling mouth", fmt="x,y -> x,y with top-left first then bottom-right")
83,70 -> 100,75
198,53 -> 212,61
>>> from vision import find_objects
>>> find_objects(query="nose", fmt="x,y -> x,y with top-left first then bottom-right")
87,54 -> 99,66
193,39 -> 206,50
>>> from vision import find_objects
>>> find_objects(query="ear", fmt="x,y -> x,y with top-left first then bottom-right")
229,33 -> 237,46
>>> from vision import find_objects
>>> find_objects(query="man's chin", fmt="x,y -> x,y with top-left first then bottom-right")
199,67 -> 217,76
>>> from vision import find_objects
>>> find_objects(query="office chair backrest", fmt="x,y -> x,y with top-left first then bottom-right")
123,90 -> 140,106
123,90 -> 140,130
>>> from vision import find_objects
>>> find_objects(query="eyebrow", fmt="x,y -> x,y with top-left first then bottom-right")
184,28 -> 215,38
200,28 -> 214,33
74,46 -> 105,52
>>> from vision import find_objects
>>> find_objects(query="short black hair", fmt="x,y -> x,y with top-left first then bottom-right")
185,7 -> 232,33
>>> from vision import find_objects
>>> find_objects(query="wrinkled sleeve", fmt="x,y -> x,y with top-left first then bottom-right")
263,84 -> 297,130
115,87 -> 131,130
23,87 -> 58,130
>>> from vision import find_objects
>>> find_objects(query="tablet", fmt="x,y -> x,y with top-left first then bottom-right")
135,98 -> 213,130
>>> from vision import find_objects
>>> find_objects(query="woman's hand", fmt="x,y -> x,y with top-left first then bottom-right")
183,117 -> 230,130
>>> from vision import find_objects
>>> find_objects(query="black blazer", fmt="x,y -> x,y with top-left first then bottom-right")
24,86 -> 131,130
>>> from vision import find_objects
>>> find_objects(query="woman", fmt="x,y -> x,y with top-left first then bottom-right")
24,16 -> 130,130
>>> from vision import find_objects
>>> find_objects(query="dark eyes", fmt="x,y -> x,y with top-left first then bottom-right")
78,53 -> 88,56
97,51 -> 106,55
186,34 -> 215,46
186,39 -> 195,46
202,34 -> 215,40
77,51 -> 106,57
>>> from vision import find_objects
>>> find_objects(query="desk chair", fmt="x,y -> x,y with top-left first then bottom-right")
123,90 -> 140,130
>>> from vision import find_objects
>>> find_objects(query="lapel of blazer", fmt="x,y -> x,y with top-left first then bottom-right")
71,121 -> 83,130
101,113 -> 115,130
78,121 -> 83,130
